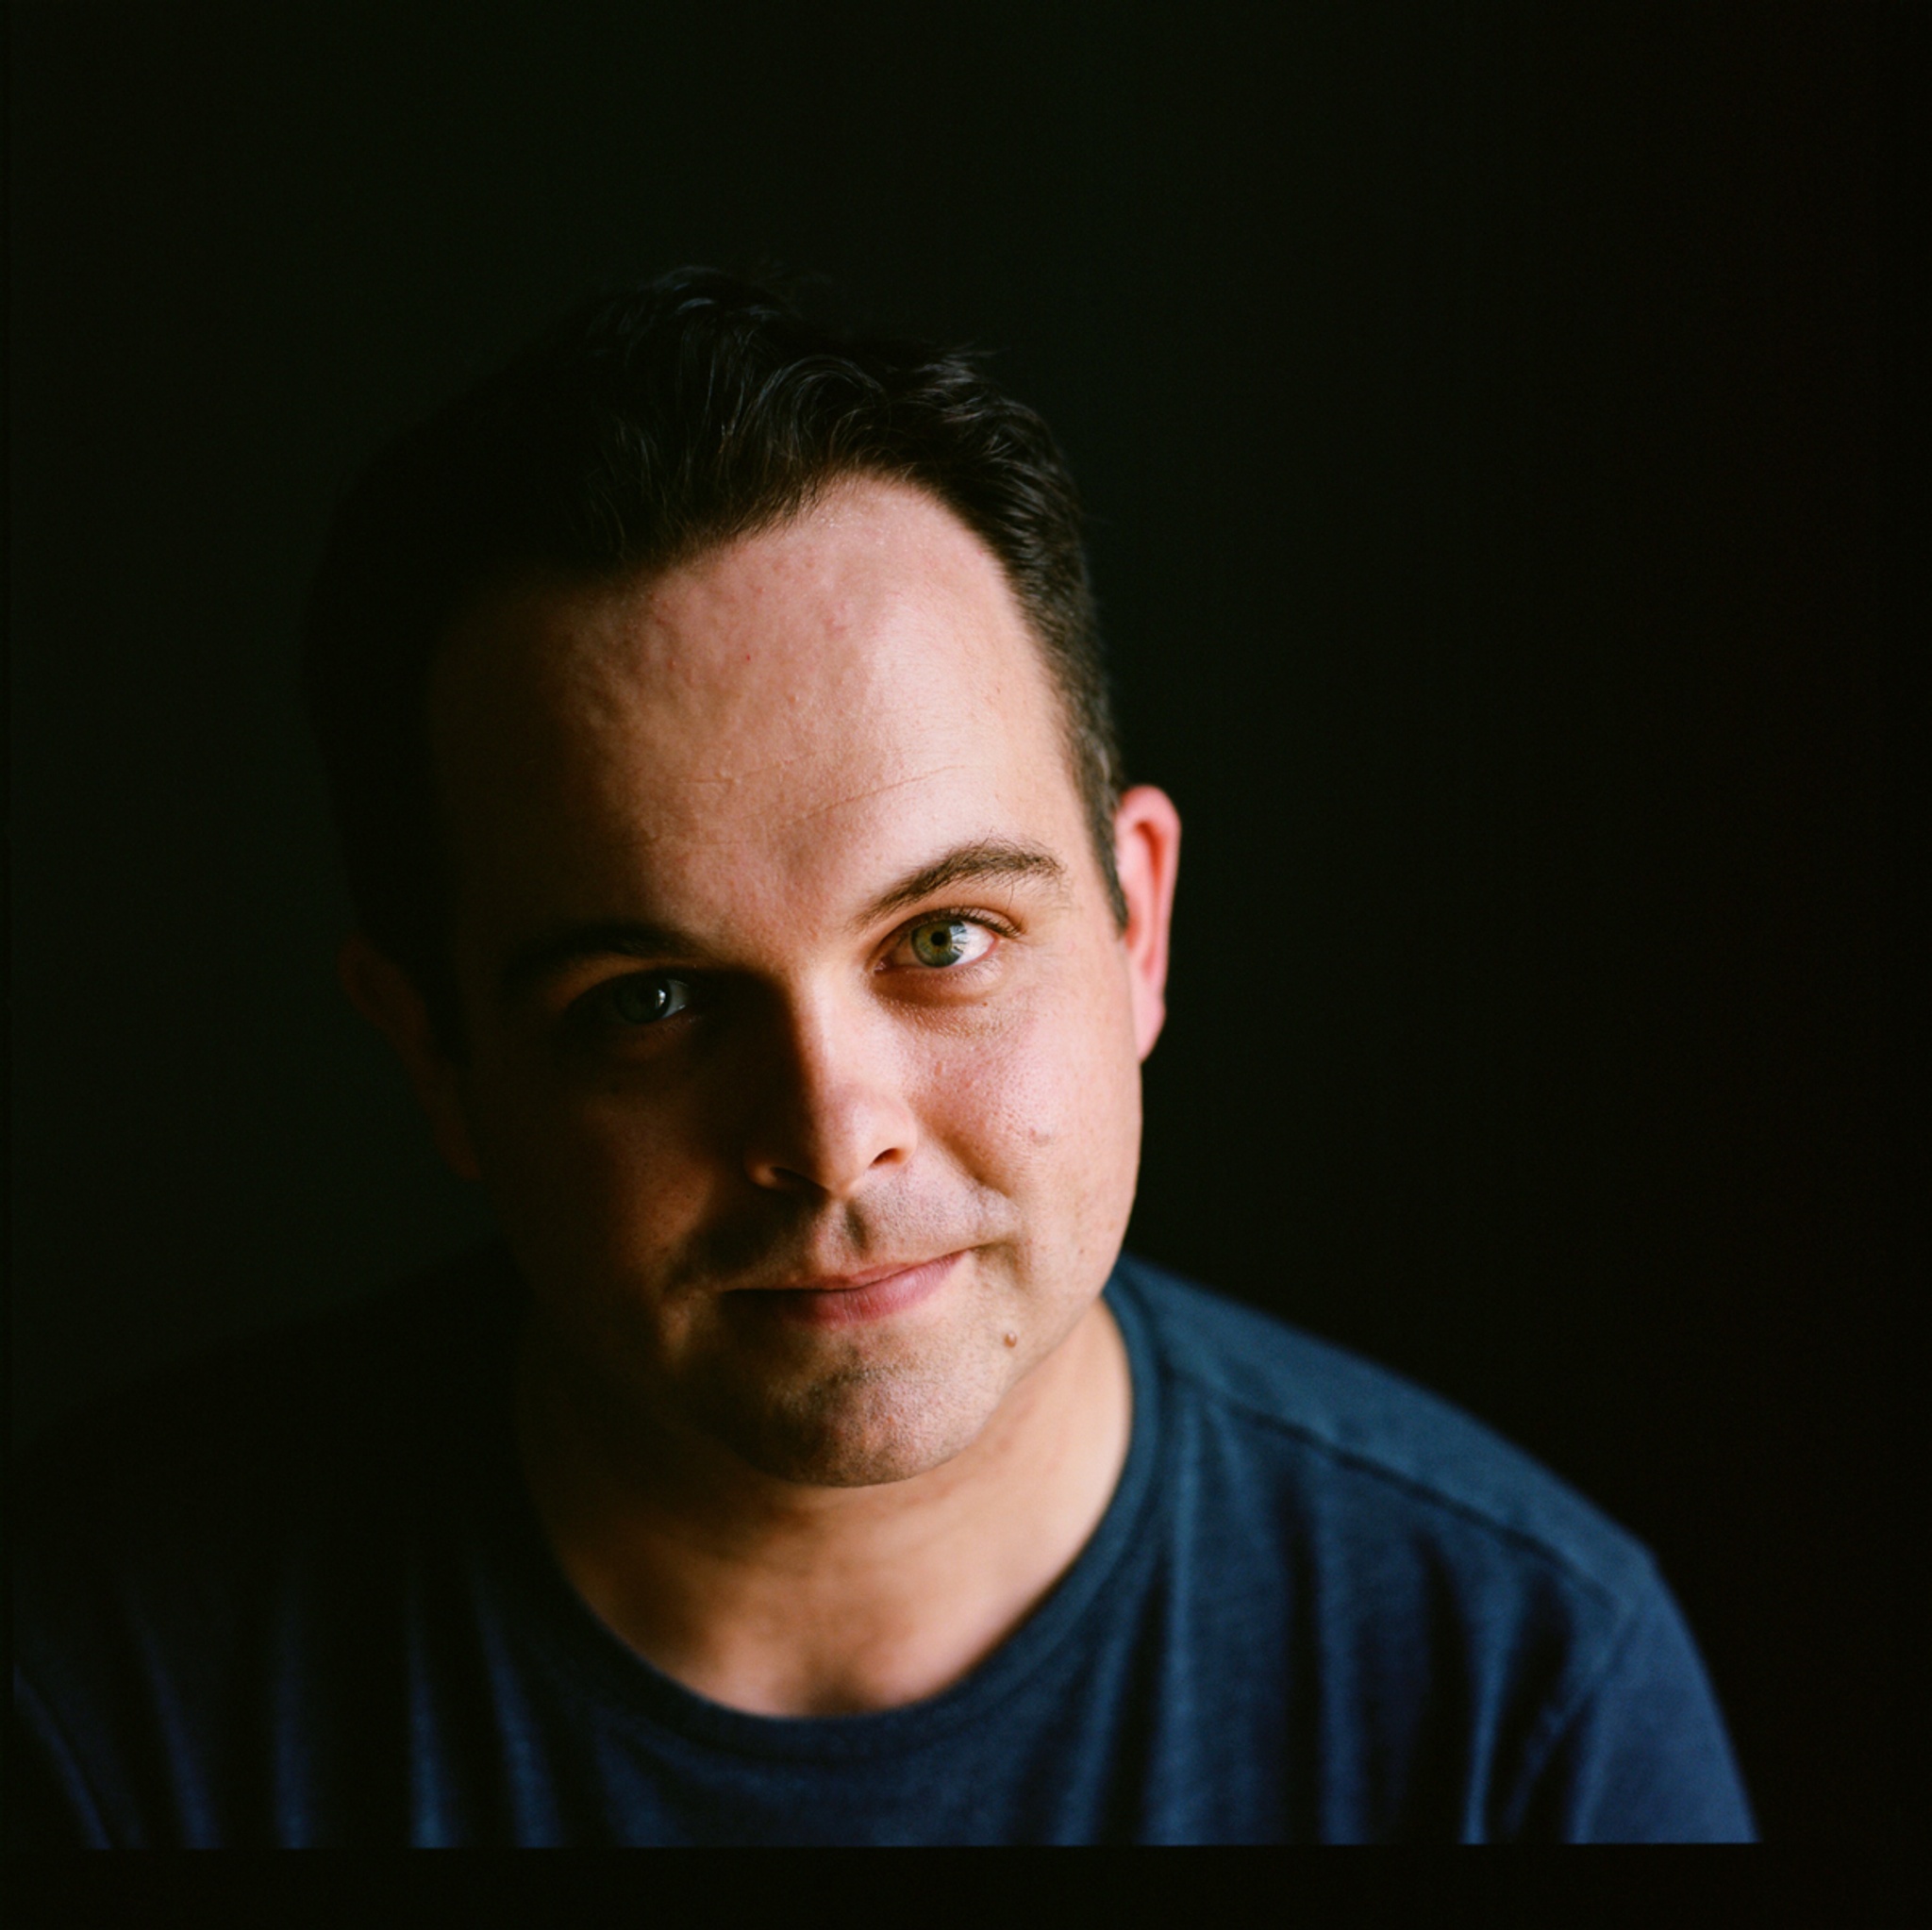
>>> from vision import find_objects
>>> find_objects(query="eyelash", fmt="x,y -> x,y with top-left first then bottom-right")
883,907 -> 1018,971
578,971 -> 696,1034
570,907 -> 1020,1038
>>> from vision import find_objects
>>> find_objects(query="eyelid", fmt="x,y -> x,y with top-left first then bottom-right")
877,907 -> 1018,974
894,905 -> 1021,941
567,964 -> 699,1021
553,908 -> 1018,1009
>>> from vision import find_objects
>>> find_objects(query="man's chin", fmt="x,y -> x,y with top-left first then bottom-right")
707,1357 -> 1006,1489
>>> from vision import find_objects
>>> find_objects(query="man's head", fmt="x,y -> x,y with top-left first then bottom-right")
306,268 -> 1125,1040
305,273 -> 1179,1490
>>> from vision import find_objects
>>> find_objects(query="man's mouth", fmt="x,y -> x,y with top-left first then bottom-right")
732,1252 -> 965,1328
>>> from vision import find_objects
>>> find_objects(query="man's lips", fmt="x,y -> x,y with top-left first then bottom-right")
731,1251 -> 965,1328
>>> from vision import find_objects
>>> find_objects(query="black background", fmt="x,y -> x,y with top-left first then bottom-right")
8,1 -> 1919,1840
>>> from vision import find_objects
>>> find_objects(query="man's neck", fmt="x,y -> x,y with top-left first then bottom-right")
513,1298 -> 1133,1718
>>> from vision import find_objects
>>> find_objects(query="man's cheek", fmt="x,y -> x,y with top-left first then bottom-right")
921,1009 -> 1092,1187
476,1082 -> 704,1254
573,1098 -> 722,1218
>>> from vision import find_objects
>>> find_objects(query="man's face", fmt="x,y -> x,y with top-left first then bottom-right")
414,478 -> 1174,1489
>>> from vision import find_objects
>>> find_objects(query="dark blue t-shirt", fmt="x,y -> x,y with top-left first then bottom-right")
11,1250 -> 1754,1844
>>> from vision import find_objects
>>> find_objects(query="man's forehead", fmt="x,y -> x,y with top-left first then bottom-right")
427,479 -> 1081,937
436,482 -> 1048,761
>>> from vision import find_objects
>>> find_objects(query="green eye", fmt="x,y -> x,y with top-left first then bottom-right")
909,920 -> 977,968
606,975 -> 691,1025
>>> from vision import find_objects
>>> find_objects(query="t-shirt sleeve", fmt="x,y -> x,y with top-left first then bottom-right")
10,1672 -> 115,1850
1508,1570 -> 1757,1842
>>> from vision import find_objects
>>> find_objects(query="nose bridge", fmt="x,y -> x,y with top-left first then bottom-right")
739,973 -> 915,1200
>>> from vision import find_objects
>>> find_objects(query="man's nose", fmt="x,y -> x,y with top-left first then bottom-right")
737,996 -> 919,1203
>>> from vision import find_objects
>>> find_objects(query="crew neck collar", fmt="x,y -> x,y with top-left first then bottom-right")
491,1264 -> 1166,1764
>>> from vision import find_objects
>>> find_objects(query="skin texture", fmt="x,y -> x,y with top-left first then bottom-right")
344,478 -> 1181,1714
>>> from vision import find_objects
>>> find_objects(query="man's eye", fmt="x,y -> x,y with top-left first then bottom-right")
905,919 -> 994,969
600,974 -> 692,1025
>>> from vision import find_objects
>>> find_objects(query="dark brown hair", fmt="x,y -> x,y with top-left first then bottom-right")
303,268 -> 1124,1040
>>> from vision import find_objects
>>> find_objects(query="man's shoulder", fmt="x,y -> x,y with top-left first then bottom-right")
1111,1254 -> 1656,1606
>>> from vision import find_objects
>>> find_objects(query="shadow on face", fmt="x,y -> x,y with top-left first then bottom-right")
346,478 -> 1178,1487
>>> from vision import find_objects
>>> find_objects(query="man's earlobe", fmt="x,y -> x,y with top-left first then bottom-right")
1112,786 -> 1182,1063
336,935 -> 483,1182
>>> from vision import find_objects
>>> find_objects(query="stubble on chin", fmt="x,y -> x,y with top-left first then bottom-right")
686,1319 -> 1017,1489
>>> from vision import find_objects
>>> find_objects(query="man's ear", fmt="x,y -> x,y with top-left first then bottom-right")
337,934 -> 483,1182
1112,785 -> 1182,1062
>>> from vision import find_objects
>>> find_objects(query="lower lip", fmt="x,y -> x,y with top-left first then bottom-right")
747,1252 -> 964,1329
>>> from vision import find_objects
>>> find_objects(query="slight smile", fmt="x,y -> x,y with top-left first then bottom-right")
737,1253 -> 966,1328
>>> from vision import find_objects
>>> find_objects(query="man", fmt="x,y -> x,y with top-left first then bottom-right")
11,270 -> 1754,1843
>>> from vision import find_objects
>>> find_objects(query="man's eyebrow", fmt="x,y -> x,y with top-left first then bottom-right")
851,839 -> 1070,932
497,841 -> 1070,1002
498,920 -> 696,1003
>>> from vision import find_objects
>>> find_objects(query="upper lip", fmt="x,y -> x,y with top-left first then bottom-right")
740,1255 -> 957,1294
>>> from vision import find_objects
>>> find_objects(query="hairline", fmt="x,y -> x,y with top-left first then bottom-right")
425,465 -> 1124,893
413,475 -> 1124,1054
